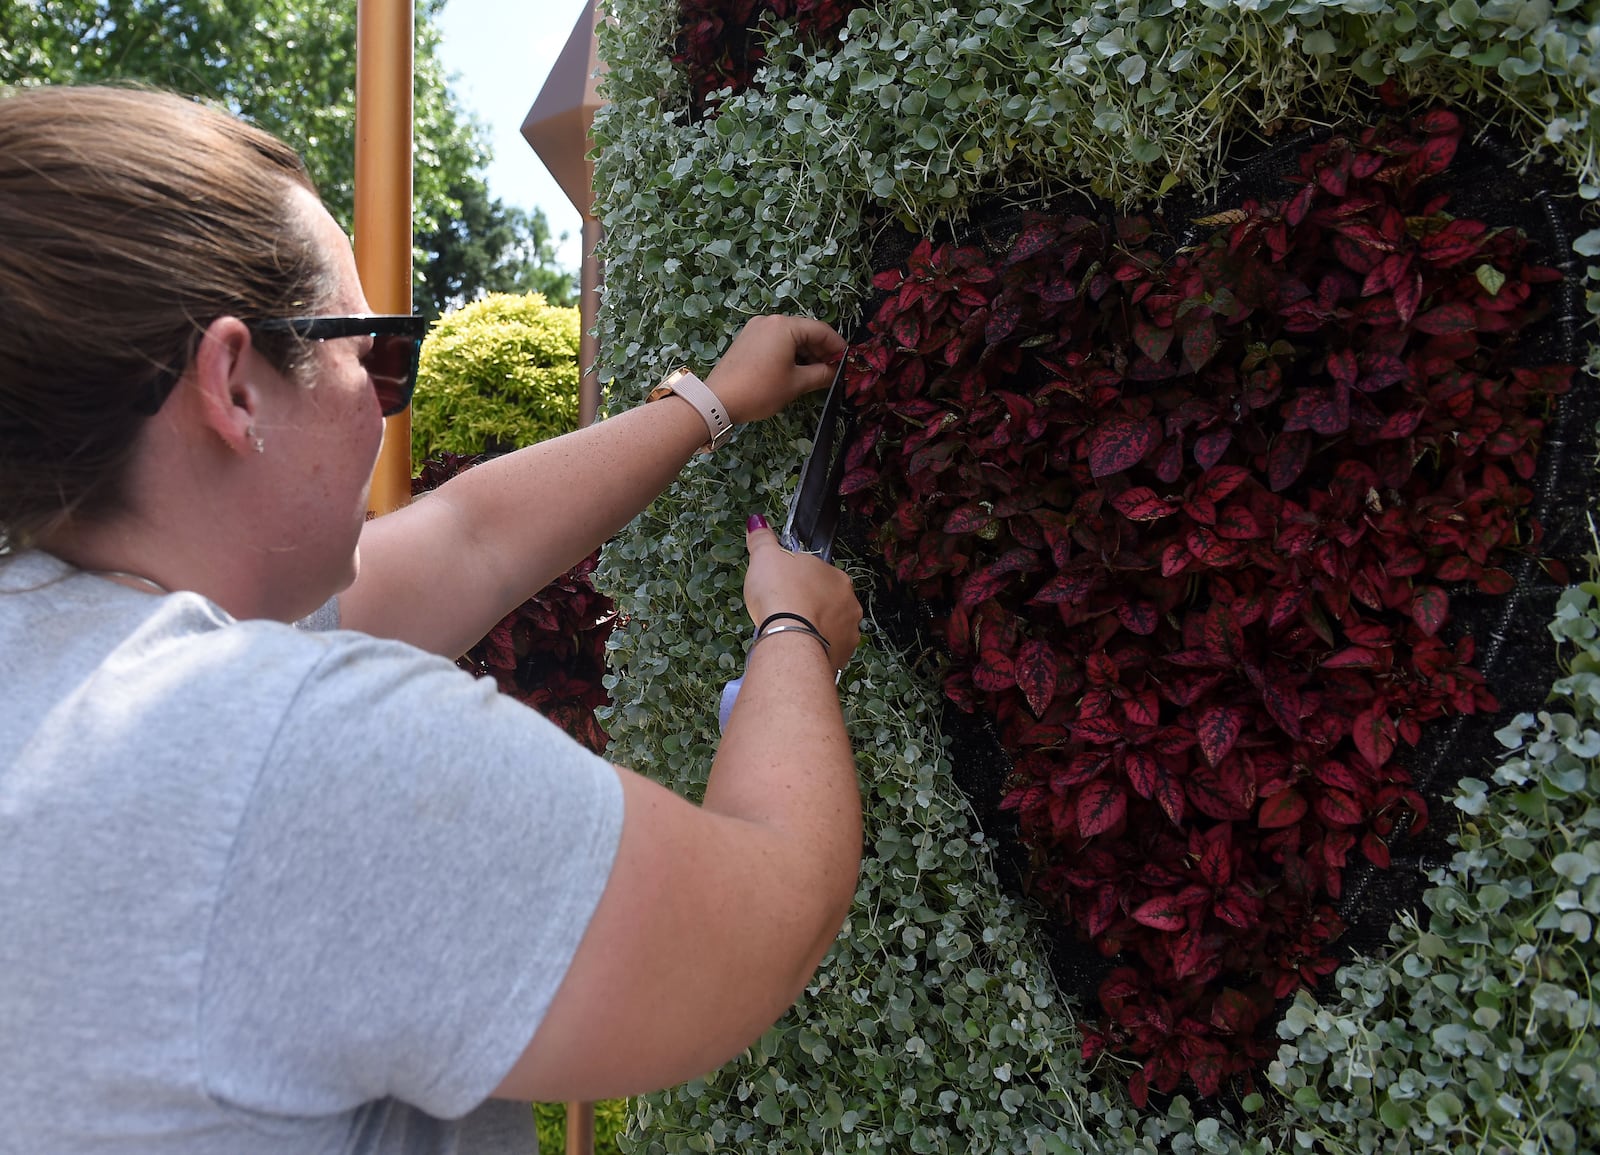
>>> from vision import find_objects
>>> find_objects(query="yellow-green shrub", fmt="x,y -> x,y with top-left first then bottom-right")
411,292 -> 579,462
534,1100 -> 628,1155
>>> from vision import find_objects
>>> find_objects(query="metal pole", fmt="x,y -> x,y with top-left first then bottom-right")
356,0 -> 415,517
577,216 -> 604,428
570,56 -> 603,1155
564,1101 -> 596,1155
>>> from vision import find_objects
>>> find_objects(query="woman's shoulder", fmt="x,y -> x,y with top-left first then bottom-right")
0,552 -> 474,736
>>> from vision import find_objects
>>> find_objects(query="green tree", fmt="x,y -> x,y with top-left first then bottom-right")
417,183 -> 576,320
503,203 -> 577,310
0,0 -> 571,317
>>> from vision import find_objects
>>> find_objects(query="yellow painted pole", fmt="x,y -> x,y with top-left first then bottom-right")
356,0 -> 415,517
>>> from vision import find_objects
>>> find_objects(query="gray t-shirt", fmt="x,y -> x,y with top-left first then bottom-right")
0,551 -> 624,1154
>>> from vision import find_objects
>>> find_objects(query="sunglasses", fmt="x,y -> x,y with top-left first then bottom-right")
252,314 -> 428,417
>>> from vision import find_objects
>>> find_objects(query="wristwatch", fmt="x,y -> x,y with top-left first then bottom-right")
648,367 -> 734,454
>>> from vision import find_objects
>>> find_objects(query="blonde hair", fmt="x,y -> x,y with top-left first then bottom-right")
0,84 -> 337,548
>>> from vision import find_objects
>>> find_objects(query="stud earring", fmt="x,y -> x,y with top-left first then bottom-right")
247,425 -> 265,454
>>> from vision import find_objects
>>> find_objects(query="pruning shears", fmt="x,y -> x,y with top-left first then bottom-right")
777,351 -> 852,561
718,353 -> 855,731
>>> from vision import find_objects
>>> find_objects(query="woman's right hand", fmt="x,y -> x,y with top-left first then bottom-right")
705,316 -> 846,426
742,515 -> 860,673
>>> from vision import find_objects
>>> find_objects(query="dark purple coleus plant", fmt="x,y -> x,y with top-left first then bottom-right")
836,109 -> 1574,1102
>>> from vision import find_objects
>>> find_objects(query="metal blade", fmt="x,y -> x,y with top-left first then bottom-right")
781,355 -> 852,561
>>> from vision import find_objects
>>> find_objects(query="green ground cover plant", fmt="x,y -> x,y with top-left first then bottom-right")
589,0 -> 1600,1148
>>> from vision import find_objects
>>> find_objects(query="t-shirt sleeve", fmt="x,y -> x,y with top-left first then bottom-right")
198,633 -> 624,1120
292,595 -> 340,632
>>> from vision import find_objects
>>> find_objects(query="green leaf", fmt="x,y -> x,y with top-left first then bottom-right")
1426,1091 -> 1463,1125
1379,1098 -> 1412,1129
1477,883 -> 1511,913
1553,851 -> 1596,883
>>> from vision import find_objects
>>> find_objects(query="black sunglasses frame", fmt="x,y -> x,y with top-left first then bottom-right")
252,314 -> 428,417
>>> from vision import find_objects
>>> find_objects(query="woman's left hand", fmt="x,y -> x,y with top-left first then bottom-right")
705,315 -> 846,425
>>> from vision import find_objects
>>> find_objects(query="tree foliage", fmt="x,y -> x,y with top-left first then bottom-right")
417,185 -> 576,319
0,0 -> 572,317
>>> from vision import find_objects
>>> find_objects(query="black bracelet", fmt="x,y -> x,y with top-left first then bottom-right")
757,611 -> 822,636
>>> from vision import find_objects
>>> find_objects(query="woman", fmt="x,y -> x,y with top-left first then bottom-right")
0,85 -> 863,1153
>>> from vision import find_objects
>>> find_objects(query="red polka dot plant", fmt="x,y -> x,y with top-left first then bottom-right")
835,110 -> 1575,1102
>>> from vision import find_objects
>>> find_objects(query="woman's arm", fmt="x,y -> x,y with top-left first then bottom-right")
339,316 -> 845,657
490,521 -> 865,1102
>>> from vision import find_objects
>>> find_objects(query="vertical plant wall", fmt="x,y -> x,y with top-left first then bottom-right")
590,0 -> 1600,1150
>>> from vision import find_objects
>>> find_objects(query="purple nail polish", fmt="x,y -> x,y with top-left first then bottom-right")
747,513 -> 769,531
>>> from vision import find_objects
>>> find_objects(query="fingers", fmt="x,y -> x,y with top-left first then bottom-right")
706,316 -> 847,424
785,316 -> 847,366
781,317 -> 847,396
744,513 -> 782,558
793,358 -> 840,396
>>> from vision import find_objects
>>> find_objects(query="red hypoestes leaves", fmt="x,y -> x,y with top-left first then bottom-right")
835,107 -> 1566,1105
1089,415 -> 1162,478
1133,894 -> 1189,932
1016,639 -> 1059,717
1414,301 -> 1476,334
1259,790 -> 1308,828
1410,585 -> 1450,635
1077,780 -> 1128,837
1267,432 -> 1312,491
1352,705 -> 1398,770
1112,486 -> 1180,521
1197,706 -> 1245,767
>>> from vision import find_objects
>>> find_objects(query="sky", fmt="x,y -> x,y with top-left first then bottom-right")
434,0 -> 593,271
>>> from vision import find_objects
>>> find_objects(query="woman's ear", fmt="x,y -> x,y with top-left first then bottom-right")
185,316 -> 266,456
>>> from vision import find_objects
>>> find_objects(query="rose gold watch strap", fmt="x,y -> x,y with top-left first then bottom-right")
649,368 -> 733,453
